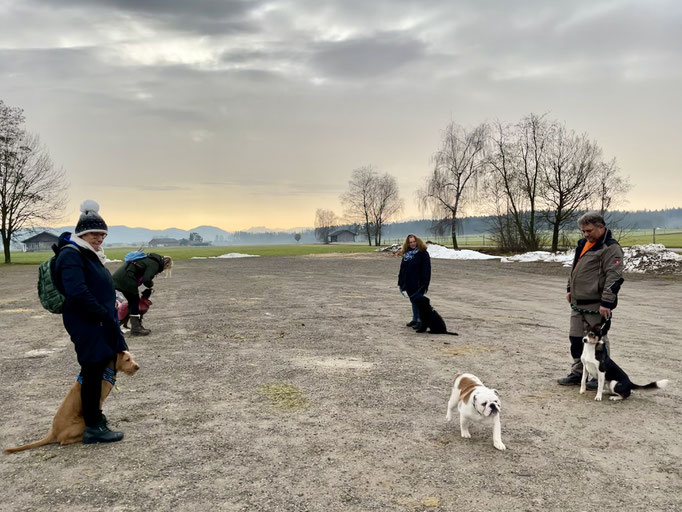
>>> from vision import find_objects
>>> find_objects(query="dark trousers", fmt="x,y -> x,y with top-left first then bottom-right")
122,291 -> 140,315
80,359 -> 111,427
408,290 -> 425,322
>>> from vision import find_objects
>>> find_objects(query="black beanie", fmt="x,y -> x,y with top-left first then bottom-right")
74,200 -> 108,236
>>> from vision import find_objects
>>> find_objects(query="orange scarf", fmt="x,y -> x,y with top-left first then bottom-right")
578,240 -> 596,261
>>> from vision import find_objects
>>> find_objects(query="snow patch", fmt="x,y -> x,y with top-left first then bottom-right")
191,253 -> 260,259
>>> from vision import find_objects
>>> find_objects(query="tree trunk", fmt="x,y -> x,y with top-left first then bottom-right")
451,212 -> 459,250
2,234 -> 11,264
550,220 -> 561,253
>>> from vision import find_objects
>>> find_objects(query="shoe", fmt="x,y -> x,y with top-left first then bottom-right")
83,418 -> 124,444
406,320 -> 418,327
586,378 -> 598,390
557,373 -> 582,386
130,315 -> 151,336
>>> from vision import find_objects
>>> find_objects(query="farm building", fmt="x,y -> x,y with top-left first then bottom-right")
329,230 -> 357,243
149,237 -> 180,247
21,231 -> 59,252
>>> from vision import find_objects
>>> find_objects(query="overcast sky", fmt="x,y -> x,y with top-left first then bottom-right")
1,0 -> 681,231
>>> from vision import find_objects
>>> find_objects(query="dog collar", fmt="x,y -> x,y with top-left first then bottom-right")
77,367 -> 117,386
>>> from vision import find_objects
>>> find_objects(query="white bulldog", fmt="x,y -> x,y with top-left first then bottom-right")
445,373 -> 505,451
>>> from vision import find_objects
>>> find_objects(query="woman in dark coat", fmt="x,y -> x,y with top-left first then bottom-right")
112,252 -> 171,336
397,234 -> 431,330
54,200 -> 128,444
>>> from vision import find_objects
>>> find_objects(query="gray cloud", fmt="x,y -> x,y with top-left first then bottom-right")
26,0 -> 264,35
310,32 -> 426,79
1,0 -> 680,227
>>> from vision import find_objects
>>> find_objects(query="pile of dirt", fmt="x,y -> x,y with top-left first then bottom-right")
623,243 -> 682,274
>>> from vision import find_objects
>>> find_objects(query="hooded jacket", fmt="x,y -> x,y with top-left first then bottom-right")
567,228 -> 624,309
398,248 -> 431,296
53,233 -> 128,364
112,253 -> 165,295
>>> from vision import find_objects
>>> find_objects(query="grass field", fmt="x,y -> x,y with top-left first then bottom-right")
4,229 -> 681,265
2,243 -> 380,265
386,229 -> 682,250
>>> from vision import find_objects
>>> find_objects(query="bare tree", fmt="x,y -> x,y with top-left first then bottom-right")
314,208 -> 337,244
340,166 -> 376,246
541,125 -> 599,252
486,114 -> 550,252
370,172 -> 403,246
1,101 -> 67,263
419,122 -> 488,249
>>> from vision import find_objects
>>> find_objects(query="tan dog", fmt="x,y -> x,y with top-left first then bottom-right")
4,351 -> 139,453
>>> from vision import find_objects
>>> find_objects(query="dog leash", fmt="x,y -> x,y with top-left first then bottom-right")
570,303 -> 601,315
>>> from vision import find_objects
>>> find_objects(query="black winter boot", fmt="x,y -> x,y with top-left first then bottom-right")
83,418 -> 124,444
130,315 -> 151,336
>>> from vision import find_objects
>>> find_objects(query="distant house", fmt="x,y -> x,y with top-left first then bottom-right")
149,237 -> 180,247
329,229 -> 357,243
21,231 -> 59,252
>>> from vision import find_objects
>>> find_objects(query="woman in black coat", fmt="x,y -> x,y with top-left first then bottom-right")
54,201 -> 128,444
397,234 -> 431,330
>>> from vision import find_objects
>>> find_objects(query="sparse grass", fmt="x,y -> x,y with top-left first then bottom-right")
258,384 -> 309,410
2,243 -> 380,265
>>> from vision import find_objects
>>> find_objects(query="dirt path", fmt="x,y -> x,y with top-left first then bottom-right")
1,254 -> 680,511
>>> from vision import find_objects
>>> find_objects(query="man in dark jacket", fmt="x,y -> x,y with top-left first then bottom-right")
112,252 -> 170,336
558,212 -> 625,386
54,200 -> 128,444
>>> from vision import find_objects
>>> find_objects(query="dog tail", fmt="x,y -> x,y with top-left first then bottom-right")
446,331 -> 459,336
632,379 -> 669,390
4,434 -> 56,454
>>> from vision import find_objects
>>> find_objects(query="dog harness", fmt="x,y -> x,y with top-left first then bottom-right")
77,367 -> 116,386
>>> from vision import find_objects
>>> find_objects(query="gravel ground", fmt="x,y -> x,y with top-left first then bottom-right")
1,254 -> 680,512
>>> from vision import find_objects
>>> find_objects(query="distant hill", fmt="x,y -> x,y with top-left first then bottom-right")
10,208 -> 682,249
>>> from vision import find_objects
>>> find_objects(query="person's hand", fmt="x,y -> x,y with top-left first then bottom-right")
566,292 -> 571,303
141,288 -> 153,299
599,306 -> 612,319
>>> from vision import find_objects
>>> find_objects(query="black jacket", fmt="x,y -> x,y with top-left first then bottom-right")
53,233 -> 128,365
398,249 -> 431,296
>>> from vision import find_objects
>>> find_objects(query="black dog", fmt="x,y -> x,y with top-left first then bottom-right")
581,318 -> 668,400
413,296 -> 458,336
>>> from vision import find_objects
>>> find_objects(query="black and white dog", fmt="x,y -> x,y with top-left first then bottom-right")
413,296 -> 458,336
580,317 -> 669,401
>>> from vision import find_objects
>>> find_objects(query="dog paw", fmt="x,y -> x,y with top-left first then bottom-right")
445,414 -> 451,422
609,396 -> 623,401
494,442 -> 506,451
460,431 -> 471,439
594,395 -> 602,401
579,387 -> 586,394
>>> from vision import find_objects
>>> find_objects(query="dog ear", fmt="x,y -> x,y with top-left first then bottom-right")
493,389 -> 500,397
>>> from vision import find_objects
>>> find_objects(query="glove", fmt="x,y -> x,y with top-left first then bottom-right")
141,288 -> 153,299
